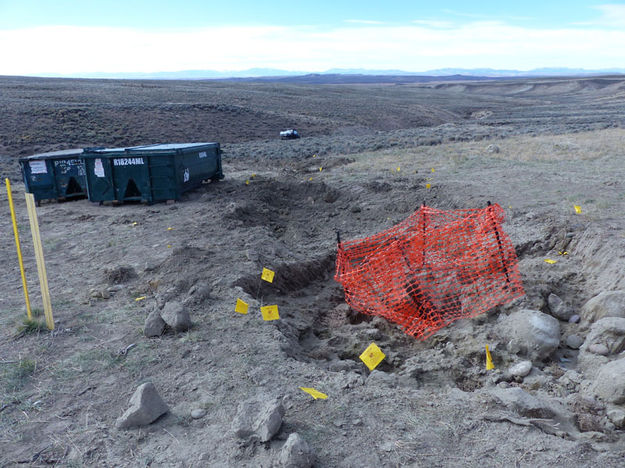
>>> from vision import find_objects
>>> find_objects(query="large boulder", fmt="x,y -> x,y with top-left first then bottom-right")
161,301 -> 192,332
144,310 -> 166,337
547,293 -> 574,321
581,291 -> 625,323
486,386 -> 555,418
232,395 -> 285,442
582,317 -> 625,355
578,317 -> 625,377
590,358 -> 625,404
497,309 -> 560,361
276,433 -> 315,468
116,382 -> 169,429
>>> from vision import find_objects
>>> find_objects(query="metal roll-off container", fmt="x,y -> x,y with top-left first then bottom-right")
19,149 -> 87,202
82,142 -> 223,204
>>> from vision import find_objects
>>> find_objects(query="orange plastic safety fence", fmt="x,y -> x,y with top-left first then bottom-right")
335,204 -> 524,340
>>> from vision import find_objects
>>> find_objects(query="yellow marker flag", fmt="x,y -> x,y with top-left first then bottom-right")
135,296 -> 146,302
167,227 -> 173,231
319,167 -> 323,172
544,258 -> 557,264
426,183 -> 431,189
574,205 -> 582,214
313,154 -> 317,158
396,167 -> 401,172
261,267 -> 275,283
235,298 -> 249,315
360,342 -> 385,371
299,387 -> 328,400
167,244 -> 172,248
245,180 -> 250,185
131,222 -> 138,226
485,345 -> 495,370
261,304 -> 280,321
308,177 -> 313,182
431,168 -> 435,173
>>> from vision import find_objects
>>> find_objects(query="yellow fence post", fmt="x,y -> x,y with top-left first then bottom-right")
24,193 -> 54,330
5,178 -> 32,320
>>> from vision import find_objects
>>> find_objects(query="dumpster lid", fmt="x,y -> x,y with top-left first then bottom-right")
82,146 -> 142,156
128,142 -> 219,152
19,148 -> 84,161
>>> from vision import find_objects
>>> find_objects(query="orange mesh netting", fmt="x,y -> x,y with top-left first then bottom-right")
335,203 -> 524,339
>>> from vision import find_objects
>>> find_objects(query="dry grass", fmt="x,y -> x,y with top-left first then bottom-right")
344,128 -> 625,174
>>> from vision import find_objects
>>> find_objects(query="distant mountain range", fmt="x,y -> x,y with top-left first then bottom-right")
33,67 -> 625,80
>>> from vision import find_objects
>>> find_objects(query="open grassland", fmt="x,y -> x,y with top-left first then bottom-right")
1,76 -> 625,466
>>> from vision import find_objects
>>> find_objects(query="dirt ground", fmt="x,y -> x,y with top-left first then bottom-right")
1,76 -> 625,467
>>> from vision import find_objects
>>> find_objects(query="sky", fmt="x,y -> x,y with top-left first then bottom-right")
0,1 -> 624,76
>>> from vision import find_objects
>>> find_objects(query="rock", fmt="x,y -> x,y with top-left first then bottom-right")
144,310 -> 166,337
548,293 -> 574,321
232,395 -> 285,442
105,265 -> 137,285
566,334 -> 584,349
487,387 -> 555,418
367,370 -> 398,387
116,382 -> 169,429
607,408 -> 625,428
276,433 -> 314,468
509,360 -> 532,378
486,144 -> 500,154
191,408 -> 207,419
160,301 -> 191,332
577,319 -> 621,376
90,288 -> 104,299
184,281 -> 212,306
559,370 -> 583,391
581,291 -> 625,322
569,314 -> 581,324
591,358 -> 625,404
588,343 -> 609,356
582,317 -> 625,355
497,309 -> 560,361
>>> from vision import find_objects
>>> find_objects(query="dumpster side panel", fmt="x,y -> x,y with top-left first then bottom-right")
177,150 -> 211,193
110,156 -> 152,202
84,156 -> 115,202
176,145 -> 223,195
20,159 -> 57,201
147,155 -> 177,202
52,158 -> 87,199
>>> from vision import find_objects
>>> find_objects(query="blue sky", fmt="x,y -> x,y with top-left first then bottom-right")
0,1 -> 624,75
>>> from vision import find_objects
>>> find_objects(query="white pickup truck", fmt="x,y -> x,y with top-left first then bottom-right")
280,129 -> 300,140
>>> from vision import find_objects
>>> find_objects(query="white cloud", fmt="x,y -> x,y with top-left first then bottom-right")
592,4 -> 625,26
412,20 -> 454,29
344,19 -> 384,25
0,21 -> 624,75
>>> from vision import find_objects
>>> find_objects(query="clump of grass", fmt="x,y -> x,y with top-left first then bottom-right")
15,317 -> 46,337
2,358 -> 37,393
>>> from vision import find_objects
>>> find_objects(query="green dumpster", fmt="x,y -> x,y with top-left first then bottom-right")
82,142 -> 223,204
19,149 -> 87,202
